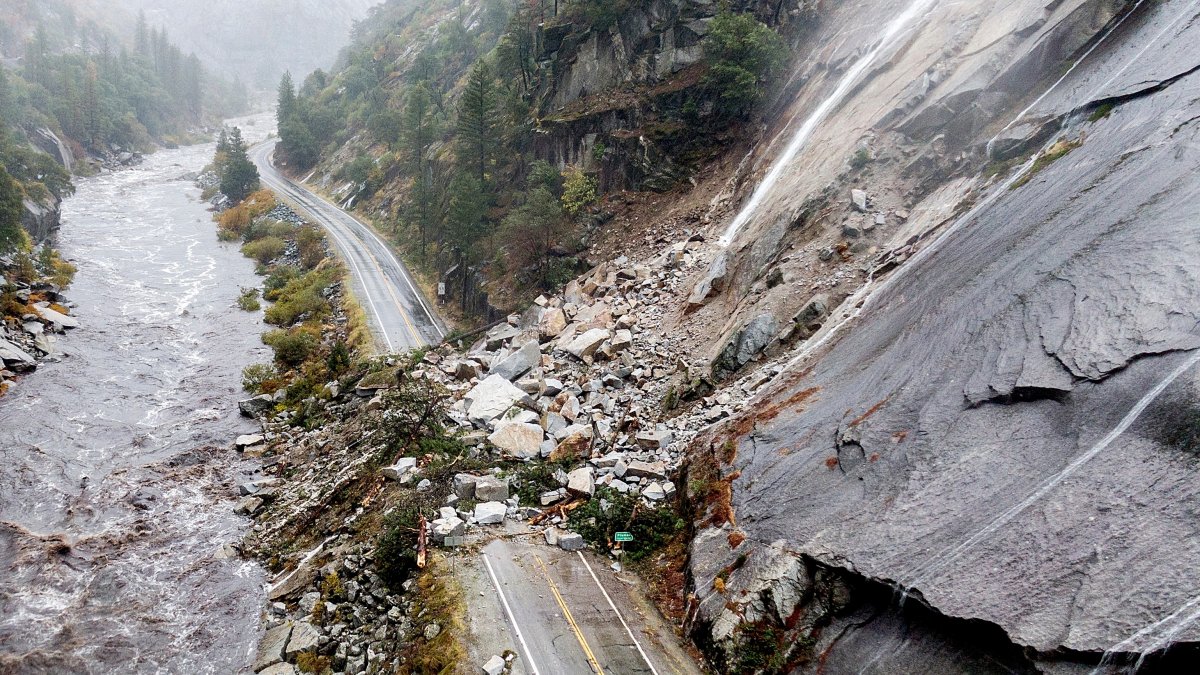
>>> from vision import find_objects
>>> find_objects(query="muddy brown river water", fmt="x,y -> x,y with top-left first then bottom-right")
0,115 -> 274,674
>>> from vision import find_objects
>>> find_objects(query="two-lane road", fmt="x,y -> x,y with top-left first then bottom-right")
250,139 -> 445,352
476,539 -> 703,675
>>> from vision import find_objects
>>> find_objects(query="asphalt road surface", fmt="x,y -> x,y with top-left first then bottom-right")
249,139 -> 445,352
476,538 -> 703,675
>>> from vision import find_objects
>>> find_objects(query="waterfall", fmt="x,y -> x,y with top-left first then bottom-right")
985,0 -> 1151,158
718,0 -> 940,246
36,127 -> 74,173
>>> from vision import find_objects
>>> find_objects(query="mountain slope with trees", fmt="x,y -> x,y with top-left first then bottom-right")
274,0 -> 811,322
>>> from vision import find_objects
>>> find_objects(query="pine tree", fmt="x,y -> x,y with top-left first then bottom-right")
277,72 -> 297,122
402,82 -> 436,256
135,10 -> 149,57
219,127 -> 260,202
456,61 -> 498,187
445,172 -> 489,312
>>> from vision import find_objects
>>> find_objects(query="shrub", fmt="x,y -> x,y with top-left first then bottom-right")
326,340 -> 351,374
241,236 -> 288,265
567,489 -> 684,561
237,287 -> 261,311
561,166 -> 598,216
263,328 -> 319,367
264,266 -> 339,326
850,148 -> 871,170
263,265 -> 303,301
295,224 -> 326,270
242,363 -> 279,392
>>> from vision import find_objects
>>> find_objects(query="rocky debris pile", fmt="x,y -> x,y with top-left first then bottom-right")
250,537 -> 432,675
0,282 -> 78,392
265,204 -> 307,226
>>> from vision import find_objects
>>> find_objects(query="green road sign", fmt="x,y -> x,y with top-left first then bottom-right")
614,532 -> 633,542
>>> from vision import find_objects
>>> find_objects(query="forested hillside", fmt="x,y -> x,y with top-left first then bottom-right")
276,0 -> 805,319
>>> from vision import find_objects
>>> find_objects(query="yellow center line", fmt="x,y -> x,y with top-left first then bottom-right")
534,554 -> 606,675
355,237 -> 424,348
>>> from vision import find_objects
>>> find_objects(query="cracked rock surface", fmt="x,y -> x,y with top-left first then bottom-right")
721,0 -> 1200,661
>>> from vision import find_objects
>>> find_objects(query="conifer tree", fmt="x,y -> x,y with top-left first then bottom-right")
219,126 -> 259,202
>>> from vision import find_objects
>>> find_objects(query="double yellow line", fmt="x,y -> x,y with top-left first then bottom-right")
534,554 -> 606,675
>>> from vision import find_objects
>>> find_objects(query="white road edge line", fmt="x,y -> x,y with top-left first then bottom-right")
263,139 -> 444,340
576,551 -> 662,675
255,143 -> 396,352
483,553 -> 541,675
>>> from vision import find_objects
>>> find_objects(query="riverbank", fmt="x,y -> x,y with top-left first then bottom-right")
0,255 -> 78,395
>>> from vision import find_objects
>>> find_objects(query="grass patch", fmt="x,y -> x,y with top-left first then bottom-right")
398,555 -> 467,674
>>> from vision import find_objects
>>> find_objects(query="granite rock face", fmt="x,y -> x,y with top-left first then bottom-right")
689,0 -> 1200,670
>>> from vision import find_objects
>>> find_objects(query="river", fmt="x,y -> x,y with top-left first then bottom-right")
0,114 -> 274,674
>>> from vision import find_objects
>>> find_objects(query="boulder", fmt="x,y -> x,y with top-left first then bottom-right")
642,482 -> 666,501
567,467 -> 595,497
238,394 -> 275,418
453,474 -> 479,499
558,533 -> 587,551
851,188 -> 869,212
381,457 -> 419,482
284,621 -> 320,657
454,359 -> 483,380
550,425 -> 593,462
464,375 -> 528,426
635,430 -> 674,450
713,314 -> 781,379
539,308 -> 568,337
491,341 -> 540,381
687,250 -> 729,309
564,328 -> 611,362
473,475 -> 510,502
431,516 -> 466,544
482,655 -> 506,675
484,324 -> 520,350
488,421 -> 544,460
625,459 -> 668,479
610,329 -> 633,352
0,339 -> 36,372
254,623 -> 292,671
235,434 -> 264,450
474,501 -> 508,525
259,663 -> 297,675
33,303 -> 79,329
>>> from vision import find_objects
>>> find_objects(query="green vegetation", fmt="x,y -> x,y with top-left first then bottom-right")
264,266 -> 339,326
850,148 -> 872,170
269,0 -> 791,318
214,127 -> 260,203
701,9 -> 787,119
1089,102 -> 1116,122
1,9 -> 245,157
1010,137 -> 1082,190
561,166 -> 598,216
236,287 -> 261,311
0,167 -> 24,253
241,363 -> 280,393
568,488 -> 685,561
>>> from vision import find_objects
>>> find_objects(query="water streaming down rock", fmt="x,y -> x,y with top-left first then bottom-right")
717,0 -> 939,245
0,113 -> 274,674
684,0 -> 1200,670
